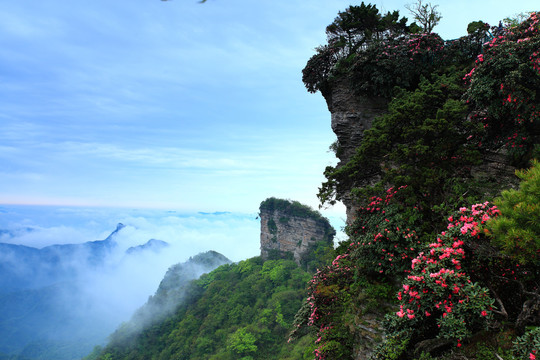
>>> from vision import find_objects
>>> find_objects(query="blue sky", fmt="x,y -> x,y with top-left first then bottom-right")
1,0 -> 538,214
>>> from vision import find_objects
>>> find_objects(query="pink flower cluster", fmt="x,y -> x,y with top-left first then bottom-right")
393,203 -> 498,345
376,33 -> 444,63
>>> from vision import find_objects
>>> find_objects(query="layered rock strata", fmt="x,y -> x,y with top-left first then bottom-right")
323,78 -> 388,223
259,198 -> 335,265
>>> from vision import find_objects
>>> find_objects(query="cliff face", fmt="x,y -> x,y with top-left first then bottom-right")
259,198 -> 335,265
325,78 -> 388,166
323,78 -> 388,223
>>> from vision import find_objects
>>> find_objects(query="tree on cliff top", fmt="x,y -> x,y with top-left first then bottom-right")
302,3 -> 413,96
325,3 -> 409,57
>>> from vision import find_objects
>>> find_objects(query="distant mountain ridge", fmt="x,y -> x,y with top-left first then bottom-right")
0,223 -> 132,293
0,222 -> 176,360
126,238 -> 169,254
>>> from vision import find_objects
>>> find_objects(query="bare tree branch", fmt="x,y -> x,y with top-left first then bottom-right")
405,0 -> 442,33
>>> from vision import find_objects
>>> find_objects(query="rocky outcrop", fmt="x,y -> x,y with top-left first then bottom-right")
324,78 -> 388,223
259,198 -> 335,265
325,78 -> 389,167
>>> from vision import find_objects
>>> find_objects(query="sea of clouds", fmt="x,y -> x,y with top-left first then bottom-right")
0,204 -> 345,351
0,206 -> 261,344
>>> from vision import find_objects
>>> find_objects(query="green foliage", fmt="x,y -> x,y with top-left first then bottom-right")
504,12 -> 536,27
412,351 -> 437,360
226,328 -> 257,356
279,216 -> 289,224
303,3 -> 429,98
298,240 -> 335,273
302,1 -> 482,100
265,249 -> 294,262
470,343 -> 515,360
259,198 -> 330,226
489,160 -> 540,265
325,3 -> 380,56
513,326 -> 540,359
370,329 -> 411,360
301,44 -> 337,95
325,2 -> 409,57
349,33 -> 447,98
267,218 -> 278,235
467,20 -> 489,35
290,251 -> 360,359
94,257 -> 316,360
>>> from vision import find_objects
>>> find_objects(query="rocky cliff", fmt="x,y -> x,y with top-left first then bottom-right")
323,78 -> 388,223
259,198 -> 335,265
322,77 -> 518,224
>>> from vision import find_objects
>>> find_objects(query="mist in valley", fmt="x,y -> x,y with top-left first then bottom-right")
0,206 -> 259,359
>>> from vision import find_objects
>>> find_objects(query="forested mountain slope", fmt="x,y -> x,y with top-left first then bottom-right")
87,257 -> 318,360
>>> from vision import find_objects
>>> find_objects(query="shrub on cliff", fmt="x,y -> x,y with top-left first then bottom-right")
375,203 -> 498,357
344,186 -> 422,277
302,3 -> 415,97
259,197 -> 328,224
476,160 -> 540,336
302,2 -> 485,99
464,12 -> 540,166
291,186 -> 422,359
371,161 -> 540,357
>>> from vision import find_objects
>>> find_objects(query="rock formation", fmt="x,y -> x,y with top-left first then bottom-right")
259,198 -> 335,265
323,78 -> 388,223
324,78 -> 388,168
322,77 -> 518,223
